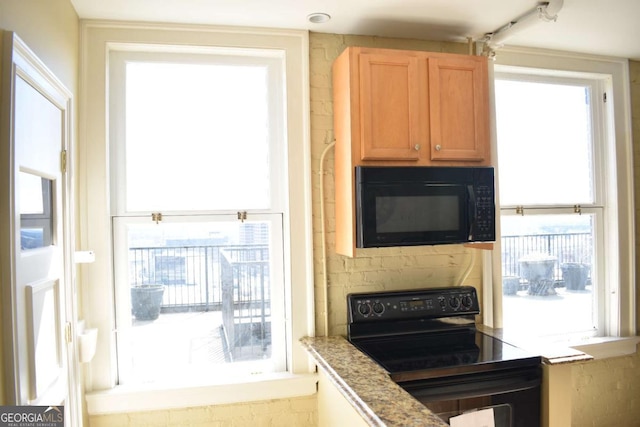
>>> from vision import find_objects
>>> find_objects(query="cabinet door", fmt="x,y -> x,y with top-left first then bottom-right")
358,53 -> 424,161
428,56 -> 489,161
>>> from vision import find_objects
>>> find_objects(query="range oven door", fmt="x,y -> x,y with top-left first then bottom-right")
400,366 -> 541,427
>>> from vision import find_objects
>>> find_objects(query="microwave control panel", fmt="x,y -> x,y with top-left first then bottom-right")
472,181 -> 495,241
347,286 -> 480,323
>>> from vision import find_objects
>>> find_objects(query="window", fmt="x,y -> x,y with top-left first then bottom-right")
19,172 -> 53,250
109,51 -> 288,385
80,24 -> 313,407
496,74 -> 603,339
492,54 -> 634,341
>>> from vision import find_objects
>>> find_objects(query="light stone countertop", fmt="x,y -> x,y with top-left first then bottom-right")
475,325 -> 594,365
300,336 -> 449,427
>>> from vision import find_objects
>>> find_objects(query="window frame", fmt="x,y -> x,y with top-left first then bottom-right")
487,47 -> 635,340
108,49 -> 288,215
495,72 -> 606,339
79,22 -> 314,410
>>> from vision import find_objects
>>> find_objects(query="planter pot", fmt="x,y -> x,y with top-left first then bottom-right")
131,285 -> 165,321
561,263 -> 589,291
502,276 -> 520,295
518,254 -> 557,296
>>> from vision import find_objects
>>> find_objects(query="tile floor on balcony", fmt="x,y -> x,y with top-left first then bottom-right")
126,309 -> 272,385
127,311 -> 227,383
503,285 -> 594,339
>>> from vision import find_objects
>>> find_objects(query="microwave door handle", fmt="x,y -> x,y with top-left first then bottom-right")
467,185 -> 476,240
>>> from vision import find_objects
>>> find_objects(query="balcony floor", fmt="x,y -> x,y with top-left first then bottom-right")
126,311 -> 228,384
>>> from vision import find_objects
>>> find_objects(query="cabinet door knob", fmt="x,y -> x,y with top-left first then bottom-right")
435,144 -> 442,151
414,144 -> 421,151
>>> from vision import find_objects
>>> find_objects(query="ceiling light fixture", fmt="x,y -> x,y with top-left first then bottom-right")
307,13 -> 331,24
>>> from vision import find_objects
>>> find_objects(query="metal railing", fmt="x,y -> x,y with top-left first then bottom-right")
128,244 -> 269,313
220,246 -> 270,360
501,232 -> 593,280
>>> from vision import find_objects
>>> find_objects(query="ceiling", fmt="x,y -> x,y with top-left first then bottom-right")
70,0 -> 640,61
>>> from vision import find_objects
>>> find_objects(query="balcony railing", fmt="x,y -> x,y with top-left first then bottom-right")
129,233 -> 591,312
128,244 -> 270,359
501,232 -> 593,284
128,244 -> 269,313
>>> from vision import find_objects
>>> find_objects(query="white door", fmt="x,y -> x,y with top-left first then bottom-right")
0,32 -> 79,423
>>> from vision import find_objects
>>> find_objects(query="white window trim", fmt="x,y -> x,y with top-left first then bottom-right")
485,46 -> 635,346
78,21 -> 314,410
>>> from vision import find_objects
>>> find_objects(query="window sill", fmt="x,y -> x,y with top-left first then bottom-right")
570,336 -> 640,360
85,372 -> 318,415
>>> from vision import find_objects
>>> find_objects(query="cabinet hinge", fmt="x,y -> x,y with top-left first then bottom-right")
61,150 -> 67,173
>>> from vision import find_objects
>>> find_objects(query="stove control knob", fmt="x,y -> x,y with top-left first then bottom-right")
372,302 -> 385,315
358,303 -> 372,316
461,295 -> 473,309
449,296 -> 461,310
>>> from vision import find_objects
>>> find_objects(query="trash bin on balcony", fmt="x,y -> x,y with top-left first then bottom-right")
518,254 -> 557,296
561,262 -> 589,291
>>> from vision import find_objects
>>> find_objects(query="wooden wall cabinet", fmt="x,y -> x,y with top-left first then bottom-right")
333,47 -> 491,257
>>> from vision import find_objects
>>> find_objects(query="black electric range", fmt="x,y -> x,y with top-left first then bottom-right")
347,286 -> 542,426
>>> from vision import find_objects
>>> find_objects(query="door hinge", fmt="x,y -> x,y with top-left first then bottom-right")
603,92 -> 607,103
65,322 -> 72,343
61,150 -> 67,173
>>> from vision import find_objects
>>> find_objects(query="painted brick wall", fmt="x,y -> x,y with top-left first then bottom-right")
571,348 -> 640,426
89,395 -> 317,426
309,32 -> 483,337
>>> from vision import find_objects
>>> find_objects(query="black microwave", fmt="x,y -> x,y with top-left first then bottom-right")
355,166 -> 495,248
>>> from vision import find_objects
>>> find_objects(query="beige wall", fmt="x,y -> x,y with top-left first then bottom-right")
309,32 -> 483,337
0,0 -> 79,406
571,349 -> 640,426
89,395 -> 317,427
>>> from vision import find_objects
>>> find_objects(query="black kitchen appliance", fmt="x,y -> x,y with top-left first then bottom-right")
347,286 -> 541,426
355,166 -> 495,248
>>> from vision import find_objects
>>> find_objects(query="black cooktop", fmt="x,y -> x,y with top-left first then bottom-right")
347,287 -> 541,382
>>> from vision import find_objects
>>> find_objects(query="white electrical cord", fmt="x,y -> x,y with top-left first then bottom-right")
319,141 -> 336,336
